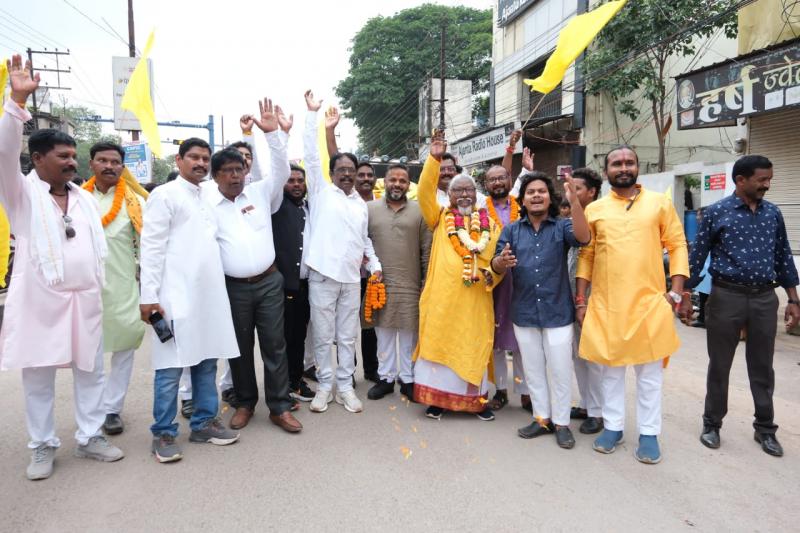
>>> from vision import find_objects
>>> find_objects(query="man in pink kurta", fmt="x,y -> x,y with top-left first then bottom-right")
0,55 -> 124,480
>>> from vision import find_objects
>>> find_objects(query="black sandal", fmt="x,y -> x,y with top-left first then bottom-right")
488,390 -> 508,410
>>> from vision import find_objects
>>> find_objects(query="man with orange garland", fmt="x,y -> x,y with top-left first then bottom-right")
83,142 -> 146,436
414,133 -> 502,421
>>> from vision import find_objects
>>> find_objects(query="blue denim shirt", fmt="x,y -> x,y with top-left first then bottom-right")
688,194 -> 799,289
496,216 -> 584,328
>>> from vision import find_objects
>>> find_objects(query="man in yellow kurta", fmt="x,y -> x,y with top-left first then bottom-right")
576,146 -> 689,464
413,135 -> 502,421
83,143 -> 146,436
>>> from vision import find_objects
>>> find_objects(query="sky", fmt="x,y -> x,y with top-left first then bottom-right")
0,0 -> 493,160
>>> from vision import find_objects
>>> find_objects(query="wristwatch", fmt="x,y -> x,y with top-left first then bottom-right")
668,291 -> 682,304
788,299 -> 800,306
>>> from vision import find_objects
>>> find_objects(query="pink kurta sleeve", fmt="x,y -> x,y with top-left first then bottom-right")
0,100 -> 33,224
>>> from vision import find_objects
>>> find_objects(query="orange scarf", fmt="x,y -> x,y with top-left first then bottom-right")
83,176 -> 143,234
486,195 -> 520,228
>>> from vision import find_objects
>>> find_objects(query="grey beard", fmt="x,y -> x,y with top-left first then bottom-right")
457,205 -> 473,216
388,190 -> 406,201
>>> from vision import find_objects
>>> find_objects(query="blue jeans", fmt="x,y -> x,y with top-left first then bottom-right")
151,358 -> 219,436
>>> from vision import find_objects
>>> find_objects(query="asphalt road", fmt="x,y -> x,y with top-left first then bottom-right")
1,321 -> 798,532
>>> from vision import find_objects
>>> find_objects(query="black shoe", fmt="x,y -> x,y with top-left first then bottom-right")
476,409 -> 495,421
303,366 -> 318,383
555,426 -> 575,449
700,426 -> 720,449
425,406 -> 444,420
180,399 -> 194,419
367,379 -> 395,400
399,380 -> 416,402
754,432 -> 783,457
103,413 -> 124,435
570,407 -> 588,420
290,381 -> 315,402
364,371 -> 380,384
579,417 -> 604,435
691,320 -> 706,328
221,387 -> 237,405
518,420 -> 554,439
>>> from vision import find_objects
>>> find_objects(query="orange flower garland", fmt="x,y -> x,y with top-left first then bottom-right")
364,274 -> 386,323
486,195 -> 520,229
83,177 -> 126,227
445,208 -> 490,286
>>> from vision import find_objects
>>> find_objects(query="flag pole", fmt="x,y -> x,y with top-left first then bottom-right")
520,92 -> 546,131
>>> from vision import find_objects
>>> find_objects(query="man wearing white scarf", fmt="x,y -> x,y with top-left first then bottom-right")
0,55 -> 123,481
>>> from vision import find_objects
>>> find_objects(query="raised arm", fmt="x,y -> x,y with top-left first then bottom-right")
562,173 -> 590,244
325,106 -> 340,157
302,90 -> 325,197
239,114 -> 263,183
418,134 -> 447,230
251,97 -> 291,213
0,55 -> 39,221
501,130 -> 521,176
510,147 -> 535,197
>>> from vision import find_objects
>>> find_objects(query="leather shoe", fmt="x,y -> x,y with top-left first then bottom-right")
270,411 -> 303,433
579,417 -> 603,435
754,432 -> 783,457
229,407 -> 254,430
700,426 -> 720,449
517,420 -> 554,439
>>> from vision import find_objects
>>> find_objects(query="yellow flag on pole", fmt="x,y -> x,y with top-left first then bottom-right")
121,31 -> 161,158
0,59 -> 8,117
523,0 -> 627,95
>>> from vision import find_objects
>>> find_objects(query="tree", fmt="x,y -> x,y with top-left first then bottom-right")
335,4 -> 492,156
584,0 -> 738,171
151,156 -> 175,184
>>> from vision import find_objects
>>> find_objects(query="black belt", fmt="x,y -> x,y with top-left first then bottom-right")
712,278 -> 777,295
225,263 -> 277,284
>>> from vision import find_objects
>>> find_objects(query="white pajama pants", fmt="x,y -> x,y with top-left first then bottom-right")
308,271 -> 360,393
601,360 -> 663,435
22,341 -> 105,449
573,324 -> 603,417
492,349 -> 529,394
102,349 -> 136,414
375,327 -> 416,383
514,324 -> 574,426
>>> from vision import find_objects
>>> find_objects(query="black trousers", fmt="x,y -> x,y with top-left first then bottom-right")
703,286 -> 779,434
226,271 -> 292,414
359,277 -> 378,376
284,280 -> 310,388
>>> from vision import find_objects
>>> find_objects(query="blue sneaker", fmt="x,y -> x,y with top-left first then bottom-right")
635,435 -> 662,464
592,429 -> 624,454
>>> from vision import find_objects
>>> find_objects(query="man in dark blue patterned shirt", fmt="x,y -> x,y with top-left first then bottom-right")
687,155 -> 800,458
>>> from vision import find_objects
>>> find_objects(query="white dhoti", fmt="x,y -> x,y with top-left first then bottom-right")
102,348 -> 136,414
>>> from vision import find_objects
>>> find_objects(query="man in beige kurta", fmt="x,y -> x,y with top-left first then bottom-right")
365,165 -> 431,401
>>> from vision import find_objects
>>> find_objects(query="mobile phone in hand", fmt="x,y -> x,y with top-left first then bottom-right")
148,311 -> 174,343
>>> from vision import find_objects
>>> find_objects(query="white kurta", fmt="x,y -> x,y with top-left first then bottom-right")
139,177 -> 238,370
0,100 -> 104,372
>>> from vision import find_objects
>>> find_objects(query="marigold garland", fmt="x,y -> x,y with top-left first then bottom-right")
364,274 -> 386,323
83,176 -> 126,227
486,195 -> 520,228
445,208 -> 491,286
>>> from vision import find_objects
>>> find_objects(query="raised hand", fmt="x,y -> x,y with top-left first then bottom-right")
304,89 -> 322,112
240,114 -> 255,133
8,54 -> 40,104
275,105 -> 293,133
508,129 -> 522,147
325,106 -> 340,130
253,97 -> 279,133
522,147 -> 535,171
430,130 -> 447,161
563,173 -> 576,204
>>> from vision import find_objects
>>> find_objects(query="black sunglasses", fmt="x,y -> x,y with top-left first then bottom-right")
63,215 -> 76,239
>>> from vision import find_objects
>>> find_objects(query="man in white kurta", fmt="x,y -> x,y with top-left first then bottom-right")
0,56 -> 123,480
140,137 -> 240,463
84,143 -> 146,436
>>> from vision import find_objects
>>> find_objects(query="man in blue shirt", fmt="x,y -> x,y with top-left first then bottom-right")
687,155 -> 800,457
491,171 -> 589,449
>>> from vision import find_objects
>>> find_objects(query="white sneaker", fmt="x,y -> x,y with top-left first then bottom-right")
335,390 -> 363,413
309,390 -> 333,413
75,435 -> 125,462
27,444 -> 56,480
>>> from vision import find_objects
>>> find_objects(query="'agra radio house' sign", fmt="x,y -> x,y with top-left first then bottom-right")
675,38 -> 800,130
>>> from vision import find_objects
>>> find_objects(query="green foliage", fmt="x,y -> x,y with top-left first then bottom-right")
335,4 -> 492,155
151,156 -> 174,184
584,0 -> 739,169
684,174 -> 701,190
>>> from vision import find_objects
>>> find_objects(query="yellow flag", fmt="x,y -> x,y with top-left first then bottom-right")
121,31 -> 161,158
523,0 -> 627,94
0,59 -> 8,117
0,204 -> 10,288
317,115 -> 331,183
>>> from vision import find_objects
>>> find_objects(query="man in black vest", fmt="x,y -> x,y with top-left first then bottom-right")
273,164 -> 315,402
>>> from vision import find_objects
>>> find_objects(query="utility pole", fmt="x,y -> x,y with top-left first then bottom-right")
26,48 -> 71,131
438,20 -> 446,131
127,0 -> 140,141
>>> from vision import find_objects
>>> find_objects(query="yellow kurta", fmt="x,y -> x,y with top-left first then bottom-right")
413,155 -> 502,386
576,186 -> 688,366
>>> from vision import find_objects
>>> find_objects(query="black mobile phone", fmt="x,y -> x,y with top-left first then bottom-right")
148,312 -> 174,343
